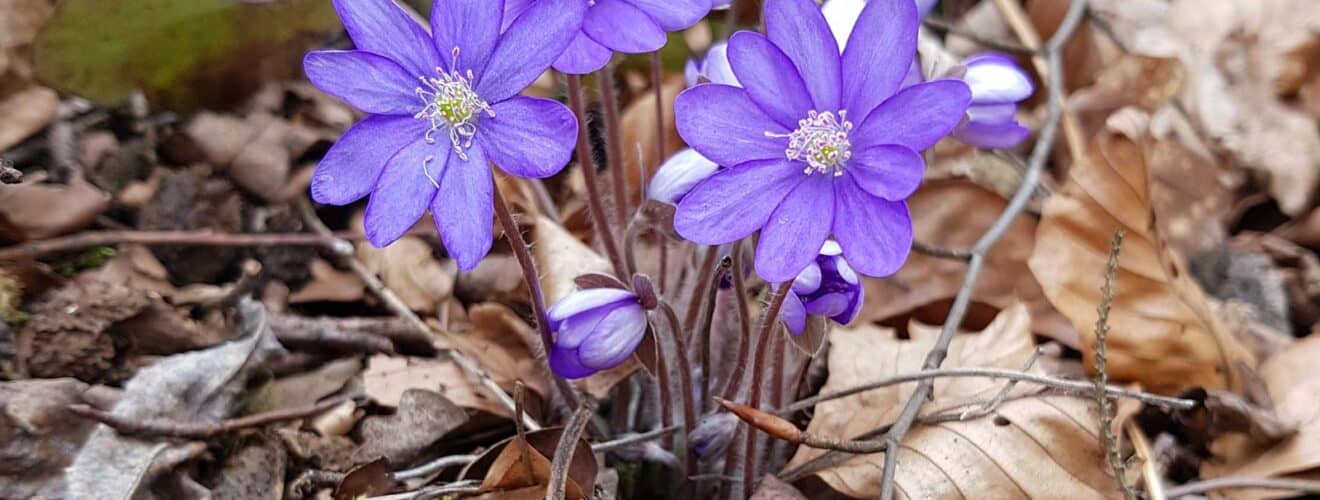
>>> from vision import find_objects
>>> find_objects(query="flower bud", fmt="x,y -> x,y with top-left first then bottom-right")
780,241 -> 864,336
684,41 -> 740,88
690,412 -> 739,458
647,148 -> 720,205
546,288 -> 648,379
953,53 -> 1034,148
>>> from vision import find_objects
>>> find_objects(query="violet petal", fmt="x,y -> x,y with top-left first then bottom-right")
831,176 -> 912,277
481,96 -> 577,179
432,145 -> 494,271
311,115 -> 426,205
674,159 -> 804,245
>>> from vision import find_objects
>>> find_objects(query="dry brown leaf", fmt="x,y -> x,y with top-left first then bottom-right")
0,172 -> 108,241
1029,110 -> 1256,394
361,354 -> 507,418
531,215 -> 611,305
210,439 -> 285,500
864,179 -> 1075,346
354,388 -> 468,466
356,237 -> 456,314
1203,335 -> 1320,500
288,259 -> 364,304
0,378 -> 103,499
620,76 -> 685,205
751,474 -> 808,500
0,86 -> 57,150
466,427 -> 597,500
453,302 -> 550,403
785,303 -> 1089,498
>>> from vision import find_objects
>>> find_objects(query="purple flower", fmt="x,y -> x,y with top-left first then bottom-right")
691,412 -> 738,457
304,0 -> 584,271
506,0 -> 710,75
672,0 -> 971,282
779,241 -> 863,335
952,53 -> 1034,148
823,0 -> 935,50
546,288 -> 648,379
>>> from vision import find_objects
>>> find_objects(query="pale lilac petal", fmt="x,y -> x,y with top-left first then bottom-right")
836,257 -> 859,284
624,0 -> 708,31
480,96 -> 577,179
966,102 -> 1018,123
754,175 -> 832,282
363,140 -> 444,247
432,146 -> 494,271
550,346 -> 597,378
805,292 -> 849,317
303,50 -> 419,115
833,284 -> 863,325
954,119 -> 1032,149
840,0 -> 919,121
331,0 -> 439,77
847,144 -> 923,201
685,58 -> 700,87
555,301 -> 618,349
674,84 -> 789,167
728,31 -> 814,128
554,31 -> 613,75
712,0 -> 734,8
820,240 -> 843,256
765,0 -> 843,109
432,0 -> 503,75
480,0 -> 586,101
311,115 -> 426,205
700,41 -> 740,87
648,148 -> 720,204
577,305 -> 649,369
792,261 -> 822,294
852,80 -> 972,152
822,0 -> 866,51
584,0 -> 666,54
547,288 -> 637,324
832,177 -> 912,277
674,159 -> 804,244
780,291 -> 807,335
964,53 -> 1034,104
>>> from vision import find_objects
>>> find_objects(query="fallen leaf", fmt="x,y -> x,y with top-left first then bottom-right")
1203,335 -> 1320,499
0,172 -> 108,241
532,215 -> 611,305
785,303 -> 1072,497
255,356 -> 361,413
751,474 -> 808,500
357,237 -> 456,315
136,167 -> 244,284
0,378 -> 102,499
334,458 -> 393,500
362,354 -> 507,418
464,427 -> 598,500
353,388 -> 468,466
210,438 -> 285,500
288,259 -> 365,304
457,302 -> 550,401
17,280 -> 151,380
66,298 -> 285,499
864,179 -> 1075,346
1029,110 -> 1256,393
0,86 -> 57,151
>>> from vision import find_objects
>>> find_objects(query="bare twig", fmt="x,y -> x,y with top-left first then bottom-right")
391,455 -> 481,482
267,314 -> 434,355
1164,477 -> 1320,498
911,240 -> 973,262
876,2 -> 1089,498
546,401 -> 596,500
0,230 -> 343,261
295,199 -> 537,431
921,15 -> 1037,55
1127,421 -> 1166,500
68,396 -> 353,439
592,425 -> 683,453
991,0 -> 1087,162
1094,231 -> 1132,499
514,382 -> 537,483
365,480 -> 482,500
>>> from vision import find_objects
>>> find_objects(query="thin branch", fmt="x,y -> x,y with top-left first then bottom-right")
0,230 -> 344,261
991,0 -> 1088,161
921,15 -> 1037,55
1127,421 -> 1166,500
68,396 -> 353,439
365,480 -> 482,500
911,240 -> 973,262
1164,477 -> 1320,498
391,455 -> 481,482
1095,231 -> 1132,499
592,425 -> 683,453
295,199 -> 538,431
546,401 -> 596,500
876,2 -> 1089,499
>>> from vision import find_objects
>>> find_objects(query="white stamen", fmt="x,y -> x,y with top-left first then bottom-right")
766,110 -> 854,176
414,47 -> 495,163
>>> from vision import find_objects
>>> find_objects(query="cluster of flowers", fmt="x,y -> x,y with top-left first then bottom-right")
307,0 -> 1035,379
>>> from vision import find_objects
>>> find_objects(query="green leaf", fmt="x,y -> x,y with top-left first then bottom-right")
33,0 -> 342,111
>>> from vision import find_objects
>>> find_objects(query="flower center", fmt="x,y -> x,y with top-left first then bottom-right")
415,48 -> 494,167
769,110 -> 854,176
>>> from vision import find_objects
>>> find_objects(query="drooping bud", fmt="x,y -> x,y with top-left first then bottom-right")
546,288 -> 648,379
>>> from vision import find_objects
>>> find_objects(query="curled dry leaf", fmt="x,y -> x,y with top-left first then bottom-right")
66,299 -> 284,500
356,237 -> 456,315
1028,110 -> 1256,394
785,303 -> 1065,497
0,172 -> 108,241
464,427 -> 598,500
1203,335 -> 1320,500
864,179 -> 1075,346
